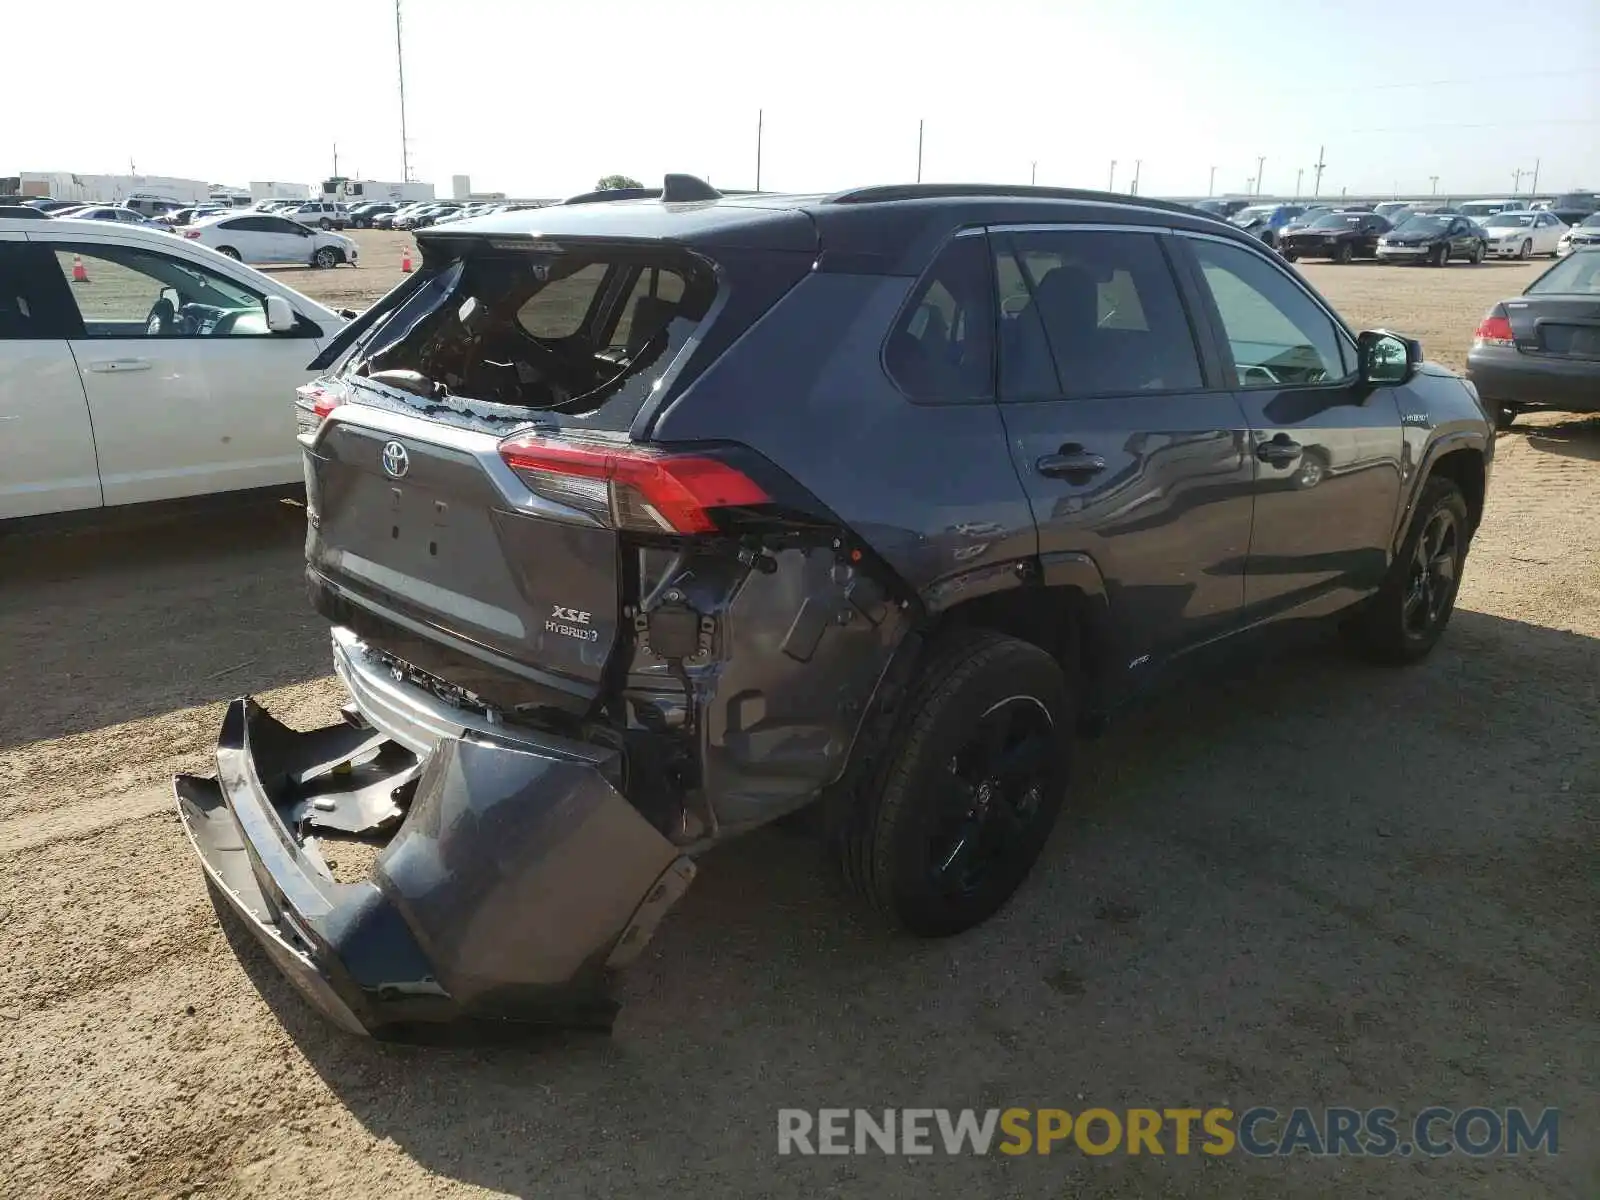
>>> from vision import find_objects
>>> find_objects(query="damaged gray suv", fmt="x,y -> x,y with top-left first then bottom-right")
177,176 -> 1494,1038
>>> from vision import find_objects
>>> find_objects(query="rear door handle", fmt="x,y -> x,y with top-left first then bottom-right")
1036,445 -> 1107,480
1256,435 -> 1302,465
87,359 -> 152,373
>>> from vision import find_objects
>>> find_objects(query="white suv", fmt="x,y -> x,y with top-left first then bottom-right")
0,215 -> 346,520
280,200 -> 350,230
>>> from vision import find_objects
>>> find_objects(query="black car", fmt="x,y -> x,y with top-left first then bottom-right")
348,202 -> 396,229
177,175 -> 1495,1038
1467,248 -> 1600,429
1376,213 -> 1487,266
1280,211 -> 1393,263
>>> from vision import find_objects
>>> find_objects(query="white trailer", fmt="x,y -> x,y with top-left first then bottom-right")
17,171 -> 210,204
249,180 -> 312,202
323,179 -> 435,205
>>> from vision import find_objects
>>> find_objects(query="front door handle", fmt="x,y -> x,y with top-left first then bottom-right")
87,359 -> 152,373
1255,434 -> 1302,466
1037,445 -> 1107,480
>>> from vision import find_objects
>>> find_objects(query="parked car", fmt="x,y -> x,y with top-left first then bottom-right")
1479,210 -> 1567,259
1468,248 -> 1600,429
0,204 -> 50,220
393,202 -> 462,230
1279,205 -> 1335,236
1376,213 -> 1487,265
347,203 -> 396,229
1228,203 -> 1308,248
22,198 -> 82,214
1557,214 -> 1600,255
1279,211 -> 1393,263
1457,199 -> 1518,221
48,205 -> 169,231
1547,191 -> 1597,226
182,212 -> 358,268
1191,198 -> 1250,219
0,213 -> 346,521
373,201 -> 429,230
155,205 -> 227,229
1373,201 -> 1415,223
282,201 -> 350,230
173,176 -> 1495,1039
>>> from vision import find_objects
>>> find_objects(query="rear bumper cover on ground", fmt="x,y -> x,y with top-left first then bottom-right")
176,696 -> 694,1039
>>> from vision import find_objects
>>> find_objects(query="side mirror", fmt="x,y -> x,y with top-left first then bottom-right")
263,294 -> 297,334
1358,330 -> 1421,385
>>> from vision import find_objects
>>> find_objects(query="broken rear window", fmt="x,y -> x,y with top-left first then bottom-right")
355,247 -> 716,431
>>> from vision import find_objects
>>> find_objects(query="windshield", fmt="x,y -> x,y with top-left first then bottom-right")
1527,253 -> 1600,295
1486,213 -> 1536,227
1459,202 -> 1505,216
1581,215 -> 1600,228
1375,203 -> 1409,217
1310,214 -> 1363,229
1396,215 -> 1451,233
1231,206 -> 1274,224
354,247 -> 716,431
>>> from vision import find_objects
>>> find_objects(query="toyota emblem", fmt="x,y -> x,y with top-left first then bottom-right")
381,440 -> 410,479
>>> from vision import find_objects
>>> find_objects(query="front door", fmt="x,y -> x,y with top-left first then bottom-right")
1176,234 -> 1403,619
990,226 -> 1255,668
44,239 -> 323,506
0,238 -> 101,519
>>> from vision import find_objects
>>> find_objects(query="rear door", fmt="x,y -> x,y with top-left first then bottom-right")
990,225 -> 1255,665
0,237 -> 102,519
44,235 -> 325,506
1175,232 -> 1402,618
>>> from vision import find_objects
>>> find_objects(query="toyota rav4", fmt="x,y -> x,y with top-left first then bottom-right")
176,176 -> 1494,1039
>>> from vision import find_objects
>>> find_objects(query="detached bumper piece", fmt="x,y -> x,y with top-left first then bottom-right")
176,699 -> 695,1040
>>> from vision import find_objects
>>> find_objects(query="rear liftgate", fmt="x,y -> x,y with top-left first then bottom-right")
176,699 -> 694,1039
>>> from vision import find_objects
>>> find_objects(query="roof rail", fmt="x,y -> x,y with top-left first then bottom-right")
561,174 -> 724,207
826,182 -> 1204,218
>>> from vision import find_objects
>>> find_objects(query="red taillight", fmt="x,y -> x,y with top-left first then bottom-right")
294,381 -> 344,436
182,229 -> 201,239
1473,307 -> 1515,347
498,435 -> 769,534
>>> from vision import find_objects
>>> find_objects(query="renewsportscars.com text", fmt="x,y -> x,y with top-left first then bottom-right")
777,1106 -> 1560,1157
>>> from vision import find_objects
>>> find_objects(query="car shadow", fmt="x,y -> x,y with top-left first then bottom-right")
0,497 -> 329,751
224,606 -> 1600,1196
1520,414 -> 1600,461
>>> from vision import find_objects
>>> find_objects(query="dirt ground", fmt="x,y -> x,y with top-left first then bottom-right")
1,241 -> 1595,1199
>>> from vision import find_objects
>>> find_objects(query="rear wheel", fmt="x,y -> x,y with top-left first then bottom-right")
217,246 -> 241,260
1346,477 -> 1469,664
837,629 -> 1072,937
319,217 -> 333,231
1282,249 -> 1300,262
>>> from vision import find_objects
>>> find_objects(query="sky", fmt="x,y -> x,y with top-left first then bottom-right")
9,0 -> 1598,200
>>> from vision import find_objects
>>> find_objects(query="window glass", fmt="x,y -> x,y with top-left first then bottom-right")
516,262 -> 609,338
1190,238 -> 1348,386
0,244 -> 56,339
51,245 -> 270,337
884,233 -> 994,402
610,266 -> 686,351
996,230 -> 1202,399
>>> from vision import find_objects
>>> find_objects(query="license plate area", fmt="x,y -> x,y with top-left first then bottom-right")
1540,324 -> 1600,359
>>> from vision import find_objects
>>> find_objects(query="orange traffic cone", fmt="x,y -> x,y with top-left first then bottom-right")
71,254 -> 90,284
401,247 -> 413,273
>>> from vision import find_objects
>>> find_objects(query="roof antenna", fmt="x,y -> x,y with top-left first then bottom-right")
662,174 -> 721,203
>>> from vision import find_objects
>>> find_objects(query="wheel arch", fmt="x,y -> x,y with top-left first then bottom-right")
1397,436 -> 1488,549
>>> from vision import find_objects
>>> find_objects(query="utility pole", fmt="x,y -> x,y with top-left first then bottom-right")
395,0 -> 411,182
1256,156 -> 1266,196
1246,177 -> 1255,195
916,120 -> 923,184
332,143 -> 339,179
1131,159 -> 1142,195
1295,167 -> 1304,199
1208,165 -> 1216,197
1430,175 -> 1439,195
1511,168 -> 1523,195
1530,157 -> 1541,197
1109,159 -> 1117,191
1311,146 -> 1326,198
755,109 -> 763,191
1030,160 -> 1037,186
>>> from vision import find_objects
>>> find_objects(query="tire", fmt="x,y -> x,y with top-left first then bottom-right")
1471,241 -> 1485,264
217,246 -> 241,260
313,246 -> 340,269
1518,239 -> 1532,260
1432,242 -> 1449,267
1493,403 -> 1518,431
836,629 -> 1072,937
319,218 -> 333,231
1335,242 -> 1354,264
1346,477 -> 1470,664
1282,249 -> 1300,262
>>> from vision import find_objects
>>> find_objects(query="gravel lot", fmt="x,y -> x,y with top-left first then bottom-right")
1,237 -> 1594,1199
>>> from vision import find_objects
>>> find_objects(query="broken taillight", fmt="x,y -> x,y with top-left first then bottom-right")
295,380 -> 345,437
497,434 -> 770,534
1473,306 -> 1515,348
